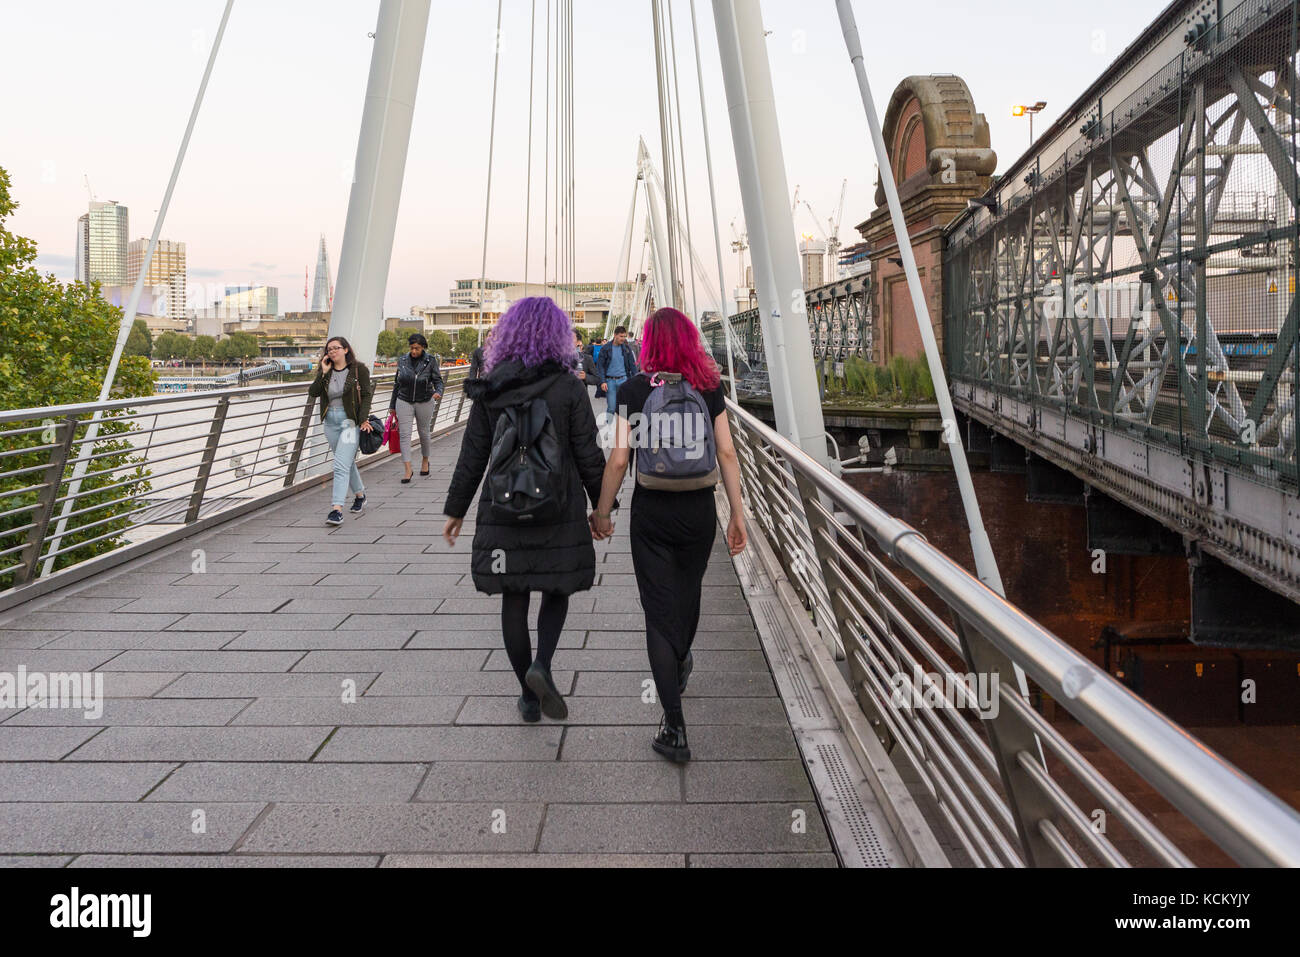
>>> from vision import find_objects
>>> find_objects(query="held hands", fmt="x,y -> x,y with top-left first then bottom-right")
442,517 -> 463,547
589,510 -> 613,540
359,420 -> 374,433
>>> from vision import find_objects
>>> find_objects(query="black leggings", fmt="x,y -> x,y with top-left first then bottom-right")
629,489 -> 717,722
501,591 -> 569,698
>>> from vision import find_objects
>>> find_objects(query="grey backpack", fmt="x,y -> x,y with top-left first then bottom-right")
635,372 -> 720,490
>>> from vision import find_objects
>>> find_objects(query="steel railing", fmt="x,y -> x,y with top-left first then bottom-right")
726,396 -> 1300,867
0,367 -> 474,596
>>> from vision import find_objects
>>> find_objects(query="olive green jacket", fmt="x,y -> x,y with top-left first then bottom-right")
308,362 -> 373,424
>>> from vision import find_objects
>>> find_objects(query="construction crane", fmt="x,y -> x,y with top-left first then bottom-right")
83,175 -> 96,203
802,179 -> 849,281
790,184 -> 800,218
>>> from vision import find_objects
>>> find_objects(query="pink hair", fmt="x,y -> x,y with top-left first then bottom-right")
637,307 -> 720,392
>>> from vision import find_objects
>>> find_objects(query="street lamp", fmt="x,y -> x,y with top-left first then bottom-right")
1012,101 -> 1047,147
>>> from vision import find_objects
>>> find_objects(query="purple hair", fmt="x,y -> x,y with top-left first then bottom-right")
482,297 -> 577,375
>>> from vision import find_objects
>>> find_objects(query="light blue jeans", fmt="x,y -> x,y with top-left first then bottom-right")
605,375 -> 627,416
322,406 -> 365,507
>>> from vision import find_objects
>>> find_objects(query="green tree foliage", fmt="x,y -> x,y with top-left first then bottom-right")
226,332 -> 260,360
153,331 -> 190,360
427,330 -> 453,357
124,318 -> 152,357
375,330 -> 403,358
0,166 -> 154,589
190,335 -> 216,361
456,327 -> 481,357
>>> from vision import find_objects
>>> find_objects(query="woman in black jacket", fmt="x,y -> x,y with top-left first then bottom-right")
388,333 -> 444,482
442,297 -> 606,723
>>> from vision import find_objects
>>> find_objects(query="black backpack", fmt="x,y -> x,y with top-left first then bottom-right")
485,387 -> 567,524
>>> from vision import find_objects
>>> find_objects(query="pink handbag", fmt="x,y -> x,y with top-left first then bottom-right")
384,411 -> 401,454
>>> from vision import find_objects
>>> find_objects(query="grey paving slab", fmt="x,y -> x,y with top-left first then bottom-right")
71,854 -> 381,867
113,596 -> 288,614
75,584 -> 234,600
560,725 -> 800,762
538,803 -> 830,853
223,630 -> 414,650
572,670 -> 777,697
414,760 -> 680,803
0,631 -> 67,649
365,671 -> 575,696
291,650 -> 489,672
41,631 -> 241,651
406,630 -> 584,650
148,762 -> 426,803
329,576 -> 466,592
67,726 -> 333,761
218,585 -> 383,601
435,596 -> 597,615
170,573 -> 325,587
0,727 -> 102,759
276,599 -> 445,616
381,853 -> 684,867
455,695 -> 790,726
316,726 -> 563,762
561,613 -> 755,631
683,760 -> 817,803
0,650 -> 120,671
583,630 -> 760,650
35,596 -> 138,614
688,853 -> 839,867
486,649 -> 770,672
230,695 -> 462,726
3,698 -> 249,727
97,650 -> 305,672
0,762 -> 176,801
96,672 -> 184,697
239,803 -> 544,853
168,613 -> 347,631
154,673 -> 377,698
0,803 -> 265,854
0,855 -> 74,867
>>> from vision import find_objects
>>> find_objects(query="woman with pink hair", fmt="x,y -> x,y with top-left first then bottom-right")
590,307 -> 747,763
443,297 -> 606,723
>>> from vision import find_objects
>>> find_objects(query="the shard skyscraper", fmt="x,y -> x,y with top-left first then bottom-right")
310,235 -> 333,312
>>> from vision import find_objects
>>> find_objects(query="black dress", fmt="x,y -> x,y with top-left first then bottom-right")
444,358 -> 605,596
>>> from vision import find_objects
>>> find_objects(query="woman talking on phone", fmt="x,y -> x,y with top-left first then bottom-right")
308,336 -> 374,526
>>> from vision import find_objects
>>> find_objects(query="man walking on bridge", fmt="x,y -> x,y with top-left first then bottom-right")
596,325 -> 638,416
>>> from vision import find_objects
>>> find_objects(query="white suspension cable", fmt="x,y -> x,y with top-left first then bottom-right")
477,0 -> 505,346
666,0 -> 698,321
43,0 -> 234,577
542,0 -> 550,295
688,0 -> 738,397
524,0 -> 537,292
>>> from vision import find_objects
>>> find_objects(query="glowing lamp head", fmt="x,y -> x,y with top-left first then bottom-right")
1012,104 -> 1026,117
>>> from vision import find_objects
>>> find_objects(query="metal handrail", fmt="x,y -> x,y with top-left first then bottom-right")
0,369 -> 473,592
725,396 -> 1300,867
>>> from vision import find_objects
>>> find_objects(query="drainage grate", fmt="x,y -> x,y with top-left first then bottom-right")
759,597 -> 821,720
816,741 -> 893,868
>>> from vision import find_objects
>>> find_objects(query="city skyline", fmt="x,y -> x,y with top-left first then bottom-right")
2,0 -> 1163,317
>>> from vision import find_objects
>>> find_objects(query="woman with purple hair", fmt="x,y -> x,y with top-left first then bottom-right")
442,297 -> 606,723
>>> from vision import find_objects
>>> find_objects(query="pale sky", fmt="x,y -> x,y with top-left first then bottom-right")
1,0 -> 1164,316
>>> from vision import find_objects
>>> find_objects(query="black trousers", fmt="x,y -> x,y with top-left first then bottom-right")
629,489 -> 717,720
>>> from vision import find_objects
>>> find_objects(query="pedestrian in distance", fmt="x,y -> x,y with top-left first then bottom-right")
308,336 -> 374,526
575,327 -> 602,393
442,297 -> 608,723
595,325 -> 639,417
389,333 -> 444,483
590,306 -> 748,763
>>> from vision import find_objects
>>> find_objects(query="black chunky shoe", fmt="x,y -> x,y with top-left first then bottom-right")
524,662 -> 568,720
678,650 -> 693,694
517,694 -> 541,723
652,714 -> 691,763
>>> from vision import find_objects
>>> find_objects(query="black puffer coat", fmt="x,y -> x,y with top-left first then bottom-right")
444,358 -> 605,595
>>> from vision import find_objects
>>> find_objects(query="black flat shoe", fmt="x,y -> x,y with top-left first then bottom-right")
517,694 -> 541,723
524,662 -> 568,720
678,650 -> 693,694
652,714 -> 690,763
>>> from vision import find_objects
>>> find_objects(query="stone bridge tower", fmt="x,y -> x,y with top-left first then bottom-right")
856,75 -> 995,364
